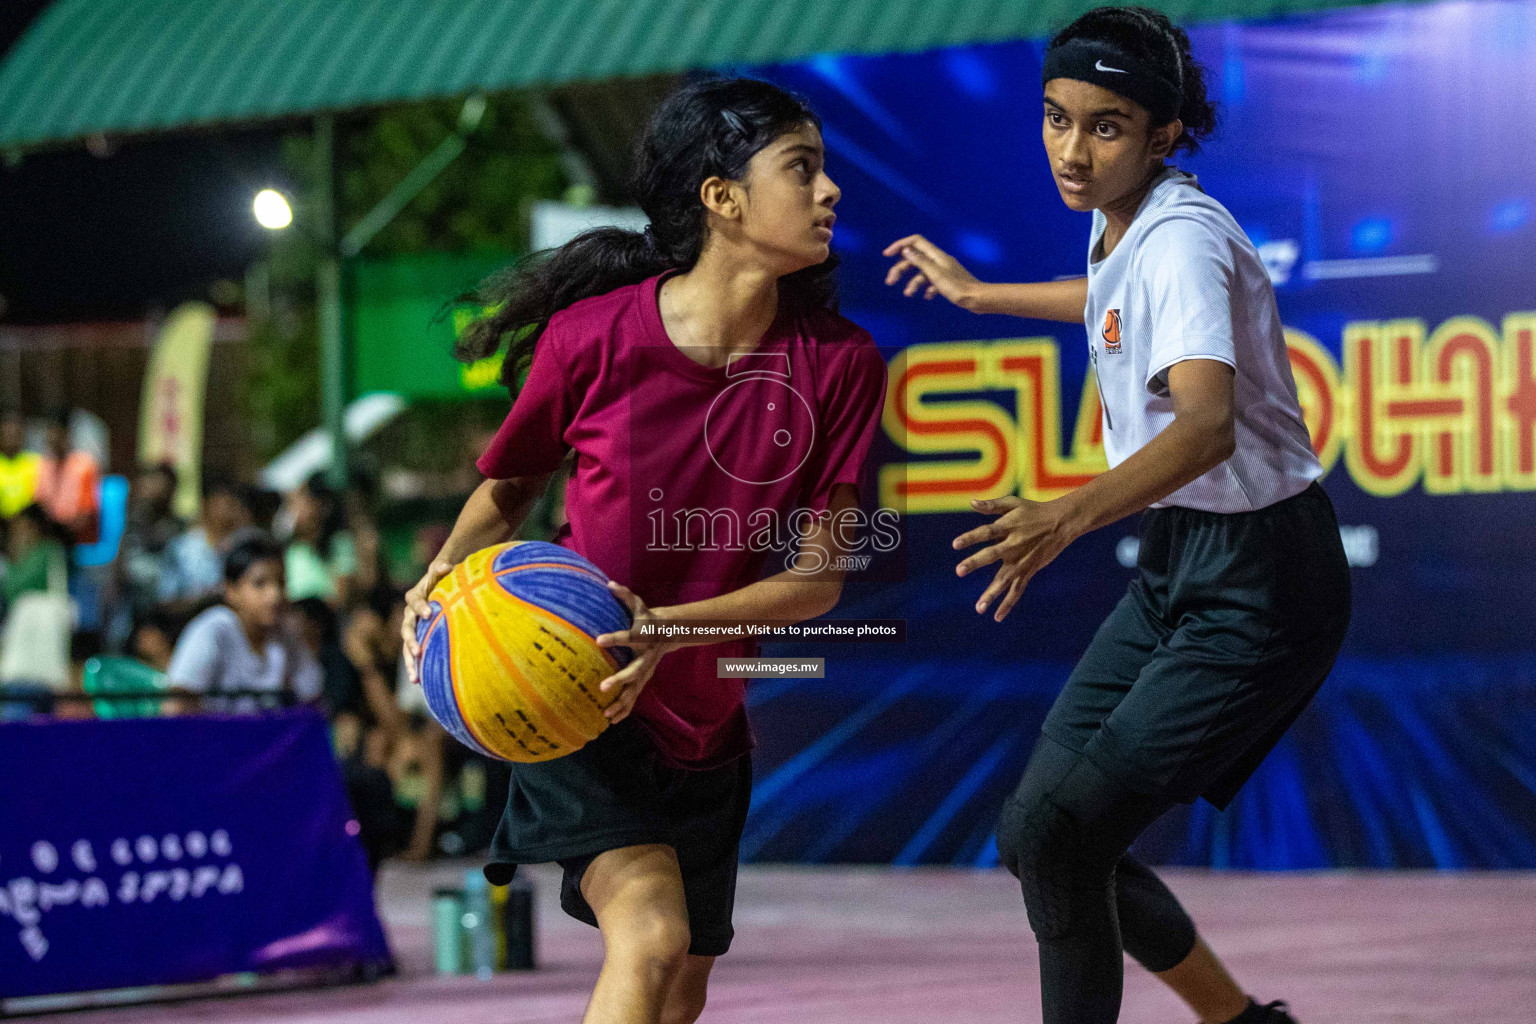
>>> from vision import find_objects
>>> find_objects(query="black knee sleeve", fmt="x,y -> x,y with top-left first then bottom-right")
995,735 -> 1082,881
996,748 -> 1176,945
999,793 -> 1107,942
1115,856 -> 1198,972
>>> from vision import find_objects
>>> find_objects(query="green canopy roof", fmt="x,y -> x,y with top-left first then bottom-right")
0,0 -> 1395,151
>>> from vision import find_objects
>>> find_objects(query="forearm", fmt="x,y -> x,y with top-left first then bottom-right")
962,278 -> 1088,323
436,476 -> 548,564
652,573 -> 841,648
1055,414 -> 1235,537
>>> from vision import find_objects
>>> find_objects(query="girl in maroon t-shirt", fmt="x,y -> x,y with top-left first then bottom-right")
401,78 -> 885,1024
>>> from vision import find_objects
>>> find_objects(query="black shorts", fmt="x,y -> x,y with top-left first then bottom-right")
1042,482 -> 1351,810
483,719 -> 752,957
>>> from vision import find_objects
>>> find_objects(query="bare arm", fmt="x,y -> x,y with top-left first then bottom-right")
1051,360 -> 1236,535
651,481 -> 862,640
953,359 -> 1236,621
883,234 -> 1088,324
401,474 -> 552,679
592,482 -> 864,722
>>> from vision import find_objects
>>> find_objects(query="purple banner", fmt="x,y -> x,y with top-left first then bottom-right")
0,710 -> 390,999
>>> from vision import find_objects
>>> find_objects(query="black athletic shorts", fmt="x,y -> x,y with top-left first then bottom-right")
483,718 -> 752,957
1041,481 -> 1351,809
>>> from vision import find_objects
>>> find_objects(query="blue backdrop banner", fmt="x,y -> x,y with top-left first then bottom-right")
742,0 -> 1536,867
0,711 -> 390,999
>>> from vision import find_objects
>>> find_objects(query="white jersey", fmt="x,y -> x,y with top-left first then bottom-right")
1084,167 -> 1321,513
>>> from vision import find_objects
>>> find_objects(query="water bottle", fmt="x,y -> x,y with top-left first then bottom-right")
463,870 -> 497,979
499,879 -> 536,970
432,887 -> 465,976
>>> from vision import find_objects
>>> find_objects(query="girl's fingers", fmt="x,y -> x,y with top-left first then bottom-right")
925,285 -> 938,299
605,684 -> 640,721
882,234 -> 927,257
952,521 -> 1001,550
974,565 -> 1013,613
607,580 -> 644,615
595,630 -> 632,648
902,239 -> 949,267
885,259 -> 914,286
956,542 -> 1006,577
598,666 -> 630,694
903,273 -> 929,298
994,575 -> 1028,622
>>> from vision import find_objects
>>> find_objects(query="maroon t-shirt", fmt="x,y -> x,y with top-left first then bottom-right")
477,273 -> 887,768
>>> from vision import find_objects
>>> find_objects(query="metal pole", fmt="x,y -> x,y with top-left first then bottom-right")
314,113 -> 348,489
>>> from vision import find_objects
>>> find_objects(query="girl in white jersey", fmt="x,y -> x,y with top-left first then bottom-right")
885,7 -> 1350,1024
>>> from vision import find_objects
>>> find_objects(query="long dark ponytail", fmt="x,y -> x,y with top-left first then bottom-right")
1048,6 -> 1217,155
457,77 -> 837,388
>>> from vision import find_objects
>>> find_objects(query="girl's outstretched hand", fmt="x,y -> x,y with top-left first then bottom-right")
883,234 -> 984,307
952,495 -> 1080,622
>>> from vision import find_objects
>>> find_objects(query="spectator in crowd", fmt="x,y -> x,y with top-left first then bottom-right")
342,472 -> 387,597
127,607 -> 181,674
34,409 -> 101,542
0,504 -> 72,711
294,590 -> 413,872
2,503 -> 69,609
117,463 -> 185,620
164,534 -> 322,711
282,474 -> 357,605
0,408 -> 42,519
293,596 -> 362,740
329,582 -> 447,862
158,474 -> 255,614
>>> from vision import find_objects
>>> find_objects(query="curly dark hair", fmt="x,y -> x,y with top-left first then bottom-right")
1048,6 -> 1218,155
456,77 -> 837,389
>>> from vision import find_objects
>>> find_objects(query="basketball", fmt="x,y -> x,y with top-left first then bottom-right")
414,540 -> 634,763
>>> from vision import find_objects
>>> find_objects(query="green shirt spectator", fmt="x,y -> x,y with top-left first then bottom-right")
285,531 -> 356,603
4,505 -> 68,605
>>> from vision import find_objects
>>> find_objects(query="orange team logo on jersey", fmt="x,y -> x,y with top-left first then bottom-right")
1102,309 -> 1122,352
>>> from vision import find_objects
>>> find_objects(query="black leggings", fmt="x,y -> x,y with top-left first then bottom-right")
996,735 -> 1196,1024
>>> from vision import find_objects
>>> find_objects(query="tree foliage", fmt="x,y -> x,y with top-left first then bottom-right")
244,95 -> 568,464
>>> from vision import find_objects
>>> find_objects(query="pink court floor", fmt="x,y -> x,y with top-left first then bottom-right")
29,864 -> 1536,1024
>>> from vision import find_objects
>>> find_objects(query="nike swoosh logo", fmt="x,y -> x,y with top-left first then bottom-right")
1095,59 -> 1128,73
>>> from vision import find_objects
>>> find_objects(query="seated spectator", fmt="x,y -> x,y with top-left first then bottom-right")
0,408 -> 42,519
157,475 -> 255,614
293,596 -> 367,746
342,474 -> 387,597
116,463 -> 185,626
282,474 -> 356,605
0,504 -> 72,711
34,409 -> 101,543
293,591 -> 411,873
128,607 -> 183,674
165,535 -> 321,712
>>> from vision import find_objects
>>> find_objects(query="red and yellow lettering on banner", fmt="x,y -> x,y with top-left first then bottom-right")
879,339 -> 1105,513
879,313 -> 1536,514
1341,314 -> 1529,496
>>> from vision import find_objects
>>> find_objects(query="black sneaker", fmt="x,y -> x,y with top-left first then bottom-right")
1230,999 -> 1297,1024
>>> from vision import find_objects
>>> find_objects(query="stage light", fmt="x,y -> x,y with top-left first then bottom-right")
253,188 -> 293,230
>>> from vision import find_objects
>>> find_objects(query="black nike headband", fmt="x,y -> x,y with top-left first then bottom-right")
1041,38 -> 1182,124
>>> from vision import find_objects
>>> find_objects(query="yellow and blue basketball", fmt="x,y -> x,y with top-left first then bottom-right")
414,541 -> 633,763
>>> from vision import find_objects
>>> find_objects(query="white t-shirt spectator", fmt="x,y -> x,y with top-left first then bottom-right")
167,605 -> 323,709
